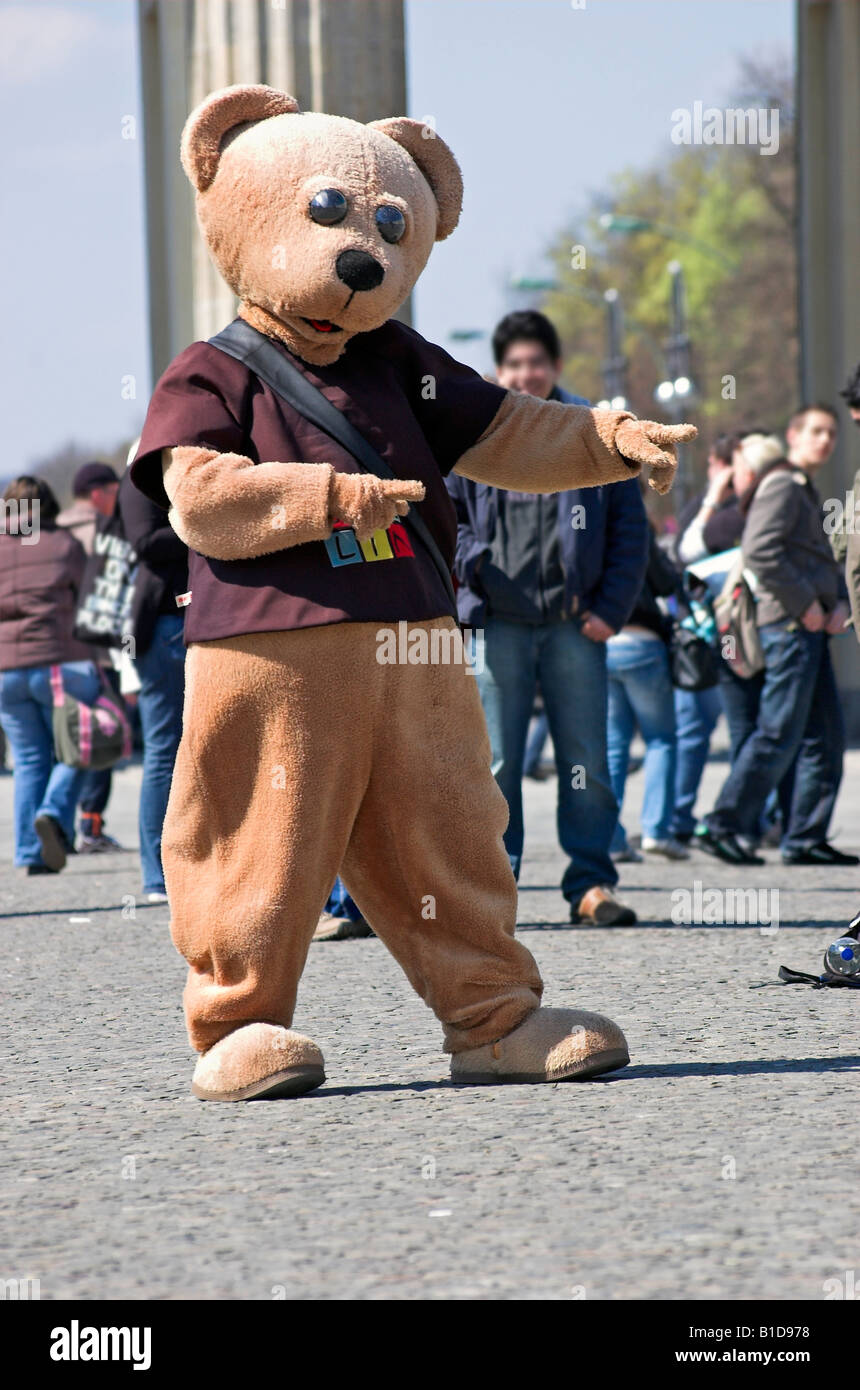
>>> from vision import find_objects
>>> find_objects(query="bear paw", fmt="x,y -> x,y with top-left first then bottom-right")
191,1023 -> 325,1102
450,1007 -> 629,1085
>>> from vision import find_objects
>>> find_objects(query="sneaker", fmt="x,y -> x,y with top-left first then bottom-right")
571,885 -> 637,926
611,846 -> 643,863
78,832 -> 125,853
25,863 -> 59,876
313,912 -> 375,942
33,813 -> 69,872
78,814 -> 124,853
146,891 -> 169,904
642,836 -> 690,861
782,842 -> 860,867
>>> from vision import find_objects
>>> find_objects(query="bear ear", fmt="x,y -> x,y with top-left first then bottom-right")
367,118 -> 463,241
181,84 -> 300,193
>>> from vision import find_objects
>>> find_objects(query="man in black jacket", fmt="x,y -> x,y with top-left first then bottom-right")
447,312 -> 649,926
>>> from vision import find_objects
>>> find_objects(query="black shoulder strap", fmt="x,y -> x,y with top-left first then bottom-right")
208,318 -> 456,610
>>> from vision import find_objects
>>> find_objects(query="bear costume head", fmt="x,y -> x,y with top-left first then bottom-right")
181,84 -> 463,367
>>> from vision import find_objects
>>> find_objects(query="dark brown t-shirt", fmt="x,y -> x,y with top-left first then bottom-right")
131,318 -> 506,644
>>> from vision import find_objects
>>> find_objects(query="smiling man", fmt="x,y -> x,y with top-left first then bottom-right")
447,311 -> 649,925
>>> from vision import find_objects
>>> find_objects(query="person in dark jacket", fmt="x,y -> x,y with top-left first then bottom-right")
62,464 -> 125,854
698,416 -> 856,866
117,462 -> 189,901
607,522 -> 688,861
446,311 -> 649,925
0,476 -> 100,871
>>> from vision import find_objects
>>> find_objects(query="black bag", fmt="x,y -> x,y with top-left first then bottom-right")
669,621 -> 721,691
668,583 -> 720,691
208,318 -> 458,610
73,507 -> 140,650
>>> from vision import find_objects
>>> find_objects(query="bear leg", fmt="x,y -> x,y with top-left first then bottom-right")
161,627 -> 377,1074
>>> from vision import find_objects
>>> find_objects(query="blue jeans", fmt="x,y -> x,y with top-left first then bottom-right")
475,617 -> 618,903
705,624 -> 844,851
523,708 -> 549,775
670,684 -> 722,837
0,661 -> 100,866
325,876 -> 364,922
717,663 -> 792,838
606,635 -> 677,849
718,663 -> 764,763
135,615 -> 186,892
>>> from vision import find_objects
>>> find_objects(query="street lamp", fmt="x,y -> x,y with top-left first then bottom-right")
654,261 -> 698,409
595,289 -> 629,411
598,212 -> 738,271
653,261 -> 698,507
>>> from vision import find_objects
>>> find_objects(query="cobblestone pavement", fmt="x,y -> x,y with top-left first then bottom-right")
2,743 -> 859,1302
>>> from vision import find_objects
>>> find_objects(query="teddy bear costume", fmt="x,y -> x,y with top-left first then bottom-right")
131,85 -> 694,1101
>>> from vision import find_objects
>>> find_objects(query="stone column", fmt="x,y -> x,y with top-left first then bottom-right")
138,0 -> 407,376
796,0 -> 860,732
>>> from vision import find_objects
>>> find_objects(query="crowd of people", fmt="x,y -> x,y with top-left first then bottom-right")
0,455 -> 187,901
2,309 -> 860,937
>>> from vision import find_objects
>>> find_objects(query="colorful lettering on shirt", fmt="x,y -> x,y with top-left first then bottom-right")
324,519 -> 415,570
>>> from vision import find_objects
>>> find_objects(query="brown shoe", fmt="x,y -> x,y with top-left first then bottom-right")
571,884 -> 636,926
192,1023 -> 325,1101
451,1007 -> 630,1084
313,912 -> 375,942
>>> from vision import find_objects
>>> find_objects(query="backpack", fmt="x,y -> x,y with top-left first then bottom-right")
713,552 -> 764,679
50,665 -> 133,771
712,469 -> 787,681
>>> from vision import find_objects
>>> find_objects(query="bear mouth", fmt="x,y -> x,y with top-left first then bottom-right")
302,317 -> 342,334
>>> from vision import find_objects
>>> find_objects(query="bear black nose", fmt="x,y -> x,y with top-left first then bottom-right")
336,249 -> 385,292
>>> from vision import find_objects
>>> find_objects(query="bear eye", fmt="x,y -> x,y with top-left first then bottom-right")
376,205 -> 406,244
309,189 -> 348,225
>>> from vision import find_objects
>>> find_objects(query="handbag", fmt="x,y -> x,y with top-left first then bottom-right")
713,552 -> 764,680
50,665 -> 133,771
208,318 -> 457,610
669,587 -> 720,691
667,573 -> 720,691
669,620 -> 720,691
712,470 -> 791,681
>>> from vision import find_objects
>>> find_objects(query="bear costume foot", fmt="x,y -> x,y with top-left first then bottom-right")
191,1023 -> 325,1101
450,1007 -> 629,1085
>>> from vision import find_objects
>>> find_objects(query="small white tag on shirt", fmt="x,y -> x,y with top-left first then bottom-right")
176,591 -> 192,608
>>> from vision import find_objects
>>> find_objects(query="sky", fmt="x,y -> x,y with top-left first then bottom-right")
0,0 -> 793,470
